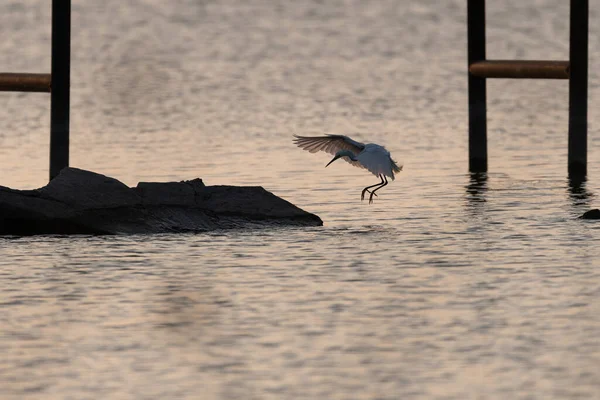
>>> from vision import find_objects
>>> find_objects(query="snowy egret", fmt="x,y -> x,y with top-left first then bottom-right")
293,134 -> 402,204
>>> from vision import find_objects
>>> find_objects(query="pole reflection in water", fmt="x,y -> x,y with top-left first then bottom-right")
567,175 -> 592,208
465,172 -> 488,206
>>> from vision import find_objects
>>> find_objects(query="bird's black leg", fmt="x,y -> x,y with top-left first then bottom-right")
361,175 -> 385,201
361,183 -> 382,201
369,175 -> 388,204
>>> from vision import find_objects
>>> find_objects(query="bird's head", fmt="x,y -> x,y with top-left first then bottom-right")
326,150 -> 357,167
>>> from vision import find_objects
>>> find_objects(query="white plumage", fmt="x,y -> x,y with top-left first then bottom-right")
293,134 -> 402,203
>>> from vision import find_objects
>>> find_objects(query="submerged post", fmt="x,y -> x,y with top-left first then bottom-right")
467,0 -> 487,172
568,0 -> 588,177
50,0 -> 71,180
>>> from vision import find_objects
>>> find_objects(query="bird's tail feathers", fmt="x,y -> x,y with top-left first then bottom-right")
391,159 -> 403,174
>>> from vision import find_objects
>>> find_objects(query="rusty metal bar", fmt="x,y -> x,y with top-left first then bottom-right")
469,60 -> 570,79
467,0 -> 487,172
50,0 -> 71,181
0,73 -> 51,92
568,0 -> 588,177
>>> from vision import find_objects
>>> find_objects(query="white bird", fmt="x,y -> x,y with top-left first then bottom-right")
293,134 -> 402,204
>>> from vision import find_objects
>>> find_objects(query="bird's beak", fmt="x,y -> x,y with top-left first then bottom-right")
325,155 -> 341,168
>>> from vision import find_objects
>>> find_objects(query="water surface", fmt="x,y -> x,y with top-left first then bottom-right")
2,1 -> 600,398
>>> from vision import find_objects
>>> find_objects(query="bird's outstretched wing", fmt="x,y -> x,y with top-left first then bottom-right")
293,134 -> 365,155
293,134 -> 367,170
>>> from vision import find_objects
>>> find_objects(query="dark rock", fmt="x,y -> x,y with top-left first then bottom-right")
0,168 -> 322,235
135,181 -> 199,206
580,209 -> 600,219
39,168 -> 142,209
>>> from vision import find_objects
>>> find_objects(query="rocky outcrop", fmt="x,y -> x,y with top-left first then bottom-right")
0,168 -> 322,235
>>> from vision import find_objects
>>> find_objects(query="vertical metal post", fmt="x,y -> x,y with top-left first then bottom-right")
467,0 -> 487,172
568,0 -> 588,177
50,0 -> 71,181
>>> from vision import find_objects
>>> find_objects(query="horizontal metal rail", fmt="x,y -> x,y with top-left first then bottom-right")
469,60 -> 570,80
0,73 -> 52,92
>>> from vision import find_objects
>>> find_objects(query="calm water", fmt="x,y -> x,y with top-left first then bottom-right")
2,1 -> 600,399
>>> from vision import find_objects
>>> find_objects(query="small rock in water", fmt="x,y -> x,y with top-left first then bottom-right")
580,209 -> 600,219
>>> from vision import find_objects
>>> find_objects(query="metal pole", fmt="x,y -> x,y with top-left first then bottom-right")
568,0 -> 588,177
50,0 -> 71,181
467,0 -> 487,172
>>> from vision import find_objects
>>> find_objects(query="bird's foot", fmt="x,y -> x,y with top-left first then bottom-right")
361,190 -> 378,201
